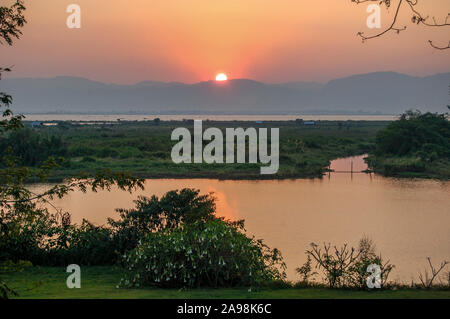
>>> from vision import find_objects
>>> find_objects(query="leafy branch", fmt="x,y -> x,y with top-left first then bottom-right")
0,0 -> 26,45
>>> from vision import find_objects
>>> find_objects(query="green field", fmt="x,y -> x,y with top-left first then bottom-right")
19,120 -> 387,180
3,266 -> 449,299
8,118 -> 447,180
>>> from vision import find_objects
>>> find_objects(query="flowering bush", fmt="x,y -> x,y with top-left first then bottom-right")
120,220 -> 286,288
109,189 -> 217,255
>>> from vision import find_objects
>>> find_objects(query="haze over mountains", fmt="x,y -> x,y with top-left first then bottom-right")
1,72 -> 449,115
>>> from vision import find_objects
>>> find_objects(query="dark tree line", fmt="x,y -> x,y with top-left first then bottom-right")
375,110 -> 450,161
0,128 -> 67,166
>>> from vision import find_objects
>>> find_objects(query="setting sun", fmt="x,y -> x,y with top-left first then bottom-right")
215,73 -> 228,81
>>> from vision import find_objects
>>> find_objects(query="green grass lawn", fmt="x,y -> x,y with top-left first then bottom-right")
3,266 -> 449,299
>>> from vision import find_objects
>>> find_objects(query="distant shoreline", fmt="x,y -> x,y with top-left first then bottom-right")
22,114 -> 397,122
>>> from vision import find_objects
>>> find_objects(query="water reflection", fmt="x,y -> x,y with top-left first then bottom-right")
29,162 -> 450,283
329,154 -> 368,172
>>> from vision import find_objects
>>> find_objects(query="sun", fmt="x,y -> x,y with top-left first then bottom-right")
215,73 -> 228,81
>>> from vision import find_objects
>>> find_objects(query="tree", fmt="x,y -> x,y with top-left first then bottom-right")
0,0 -> 27,299
374,110 -> 450,159
0,1 -> 144,299
109,189 -> 221,254
0,0 -> 26,46
1,0 -> 26,134
352,0 -> 450,50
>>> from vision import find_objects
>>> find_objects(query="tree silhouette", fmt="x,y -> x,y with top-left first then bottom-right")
0,0 -> 26,46
353,0 -> 450,50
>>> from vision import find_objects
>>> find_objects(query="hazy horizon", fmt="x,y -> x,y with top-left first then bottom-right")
4,70 -> 449,86
4,71 -> 449,115
2,0 -> 449,84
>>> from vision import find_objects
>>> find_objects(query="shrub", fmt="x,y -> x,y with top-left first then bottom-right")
0,204 -> 57,264
1,189 -> 224,267
305,242 -> 359,288
346,237 -> 394,289
119,220 -> 286,288
51,219 -> 116,266
0,206 -> 118,266
295,255 -> 317,287
380,157 -> 426,174
304,237 -> 394,289
109,189 -> 217,254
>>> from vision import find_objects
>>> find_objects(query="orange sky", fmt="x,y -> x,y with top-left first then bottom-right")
1,0 -> 449,83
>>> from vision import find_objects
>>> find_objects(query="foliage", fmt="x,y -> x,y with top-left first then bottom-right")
295,255 -> 317,287
0,203 -> 116,266
375,111 -> 450,159
304,237 -> 395,289
0,0 -> 26,46
0,0 -> 27,299
0,203 -> 57,264
0,1 -> 144,298
120,219 -> 286,288
0,128 -> 67,166
0,188 -> 234,267
369,110 -> 450,178
109,189 -> 217,255
31,120 -> 385,180
51,219 -> 117,266
346,237 -> 394,289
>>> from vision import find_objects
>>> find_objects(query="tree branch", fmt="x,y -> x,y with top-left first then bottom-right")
357,0 -> 407,42
353,0 -> 450,49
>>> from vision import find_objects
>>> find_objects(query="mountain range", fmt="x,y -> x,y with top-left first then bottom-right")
1,71 -> 449,115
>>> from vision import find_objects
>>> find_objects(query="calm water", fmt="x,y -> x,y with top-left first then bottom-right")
23,114 -> 396,122
30,156 -> 450,283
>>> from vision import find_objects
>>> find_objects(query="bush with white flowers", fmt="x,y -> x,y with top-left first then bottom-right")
119,220 -> 285,288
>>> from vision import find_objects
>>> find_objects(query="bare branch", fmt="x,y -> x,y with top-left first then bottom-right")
353,0 -> 450,49
428,40 -> 450,50
418,257 -> 449,288
357,0 -> 407,42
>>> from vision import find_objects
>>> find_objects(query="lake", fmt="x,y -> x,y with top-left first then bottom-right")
30,156 -> 450,283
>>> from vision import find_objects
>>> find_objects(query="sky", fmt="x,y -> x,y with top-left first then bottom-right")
1,0 -> 449,84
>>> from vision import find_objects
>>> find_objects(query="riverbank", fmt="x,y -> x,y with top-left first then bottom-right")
20,120 -> 386,181
3,267 -> 450,299
11,119 -> 448,181
366,156 -> 450,180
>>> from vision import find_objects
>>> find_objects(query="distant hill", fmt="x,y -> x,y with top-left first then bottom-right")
1,72 -> 449,115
